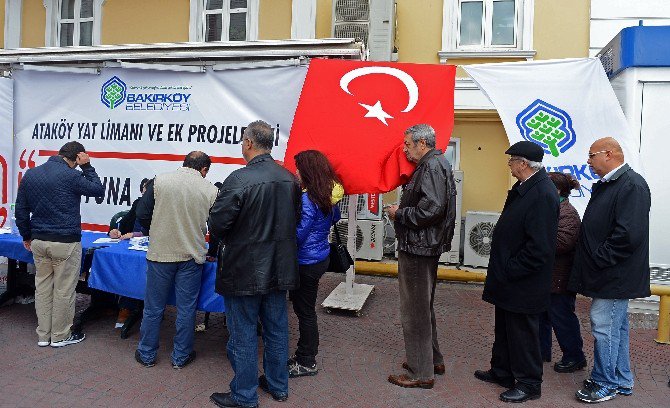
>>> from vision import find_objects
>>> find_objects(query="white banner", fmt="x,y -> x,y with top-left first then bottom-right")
464,58 -> 641,216
12,66 -> 307,230
0,77 -> 12,229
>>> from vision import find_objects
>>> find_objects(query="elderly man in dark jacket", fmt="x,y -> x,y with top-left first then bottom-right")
385,124 -> 457,390
474,141 -> 559,403
569,137 -> 651,404
15,141 -> 104,348
208,121 -> 301,408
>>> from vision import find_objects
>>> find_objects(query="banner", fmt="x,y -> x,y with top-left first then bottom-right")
13,66 -> 307,230
0,78 -> 12,229
464,58 -> 641,216
285,59 -> 456,194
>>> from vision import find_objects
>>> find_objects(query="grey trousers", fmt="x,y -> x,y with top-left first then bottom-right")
32,240 -> 82,343
398,250 -> 444,380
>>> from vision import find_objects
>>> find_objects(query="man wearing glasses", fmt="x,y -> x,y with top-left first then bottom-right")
475,141 -> 559,403
569,137 -> 651,403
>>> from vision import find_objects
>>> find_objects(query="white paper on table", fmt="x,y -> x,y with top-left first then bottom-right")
128,245 -> 149,252
92,237 -> 120,244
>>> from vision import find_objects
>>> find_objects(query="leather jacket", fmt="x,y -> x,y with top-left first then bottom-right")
209,154 -> 301,296
394,149 -> 457,257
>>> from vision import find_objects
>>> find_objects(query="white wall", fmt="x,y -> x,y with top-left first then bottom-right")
590,0 -> 670,56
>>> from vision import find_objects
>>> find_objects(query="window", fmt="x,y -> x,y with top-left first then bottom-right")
440,0 -> 535,61
190,0 -> 259,42
458,0 -> 516,48
44,0 -> 104,47
59,0 -> 94,46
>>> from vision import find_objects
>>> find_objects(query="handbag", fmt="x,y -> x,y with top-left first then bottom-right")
328,223 -> 354,273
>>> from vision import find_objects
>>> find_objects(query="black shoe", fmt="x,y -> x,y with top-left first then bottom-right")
210,392 -> 258,408
554,359 -> 587,373
50,332 -> 85,348
474,369 -> 515,389
258,375 -> 288,402
173,351 -> 196,369
499,387 -> 541,403
134,350 -> 155,367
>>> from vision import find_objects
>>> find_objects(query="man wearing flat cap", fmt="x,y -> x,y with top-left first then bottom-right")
474,141 -> 559,403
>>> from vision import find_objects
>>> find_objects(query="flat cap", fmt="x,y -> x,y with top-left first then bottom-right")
505,141 -> 544,162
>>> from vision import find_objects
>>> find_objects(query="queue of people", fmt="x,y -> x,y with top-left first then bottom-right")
13,123 -> 652,406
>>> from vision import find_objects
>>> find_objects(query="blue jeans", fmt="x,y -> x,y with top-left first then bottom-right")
590,298 -> 634,390
137,259 -> 202,366
226,290 -> 289,406
539,293 -> 585,362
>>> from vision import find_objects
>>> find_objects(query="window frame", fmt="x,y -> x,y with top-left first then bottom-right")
441,0 -> 535,61
189,0 -> 259,42
44,0 -> 104,47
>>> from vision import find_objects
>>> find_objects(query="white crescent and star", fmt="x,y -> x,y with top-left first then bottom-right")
339,67 -> 419,126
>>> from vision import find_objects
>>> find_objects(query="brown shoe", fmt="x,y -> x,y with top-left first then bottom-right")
402,362 -> 446,375
388,374 -> 434,389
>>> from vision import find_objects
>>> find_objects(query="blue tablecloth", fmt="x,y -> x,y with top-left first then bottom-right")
0,231 -> 110,265
88,241 -> 225,313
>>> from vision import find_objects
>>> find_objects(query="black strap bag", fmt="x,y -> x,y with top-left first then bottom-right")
328,223 -> 354,273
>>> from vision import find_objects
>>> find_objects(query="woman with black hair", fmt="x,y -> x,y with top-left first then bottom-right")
288,150 -> 343,378
540,172 -> 586,373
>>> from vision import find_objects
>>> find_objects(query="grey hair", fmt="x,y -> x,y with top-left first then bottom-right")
522,158 -> 543,170
405,124 -> 436,148
244,120 -> 274,151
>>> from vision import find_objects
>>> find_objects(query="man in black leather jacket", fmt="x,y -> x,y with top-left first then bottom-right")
385,124 -> 457,390
209,120 -> 300,408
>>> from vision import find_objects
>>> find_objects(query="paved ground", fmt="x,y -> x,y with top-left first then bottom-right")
1,273 -> 669,407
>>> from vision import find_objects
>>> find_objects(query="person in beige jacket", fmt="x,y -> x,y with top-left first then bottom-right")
134,151 -> 218,369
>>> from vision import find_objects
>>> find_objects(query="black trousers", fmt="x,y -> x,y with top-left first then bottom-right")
491,306 -> 542,394
290,257 -> 328,366
539,293 -> 585,363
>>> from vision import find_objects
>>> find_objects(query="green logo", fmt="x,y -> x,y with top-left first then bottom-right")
516,99 -> 576,158
100,76 -> 127,109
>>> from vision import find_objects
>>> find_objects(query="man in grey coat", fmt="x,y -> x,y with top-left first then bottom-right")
385,124 -> 457,390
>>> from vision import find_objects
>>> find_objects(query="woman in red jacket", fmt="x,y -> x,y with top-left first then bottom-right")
540,172 -> 586,373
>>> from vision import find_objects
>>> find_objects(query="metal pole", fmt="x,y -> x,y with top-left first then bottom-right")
345,194 -> 357,295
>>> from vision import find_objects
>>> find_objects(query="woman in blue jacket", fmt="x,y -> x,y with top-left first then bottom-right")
289,150 -> 343,378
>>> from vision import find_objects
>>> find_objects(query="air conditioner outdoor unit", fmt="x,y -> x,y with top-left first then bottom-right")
332,0 -> 395,61
331,219 -> 384,261
338,193 -> 383,220
463,211 -> 500,268
439,170 -> 463,264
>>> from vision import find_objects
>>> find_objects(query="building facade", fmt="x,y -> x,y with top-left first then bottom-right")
0,0 -> 590,216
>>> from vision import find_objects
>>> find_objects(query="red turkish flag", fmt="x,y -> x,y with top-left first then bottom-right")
284,59 -> 455,194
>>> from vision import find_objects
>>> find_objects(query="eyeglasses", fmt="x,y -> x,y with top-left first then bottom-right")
588,150 -> 610,159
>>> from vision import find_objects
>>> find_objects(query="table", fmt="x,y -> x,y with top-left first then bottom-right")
0,231 -> 111,305
0,232 -> 225,313
88,241 -> 225,313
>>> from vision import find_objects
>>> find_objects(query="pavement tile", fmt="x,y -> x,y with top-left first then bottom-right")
1,273 -> 669,407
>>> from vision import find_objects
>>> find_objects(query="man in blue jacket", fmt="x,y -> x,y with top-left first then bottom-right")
570,137 -> 651,403
15,141 -> 104,348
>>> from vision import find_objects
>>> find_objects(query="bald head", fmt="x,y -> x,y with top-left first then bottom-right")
588,137 -> 625,178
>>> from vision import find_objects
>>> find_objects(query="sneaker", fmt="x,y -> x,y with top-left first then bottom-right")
616,386 -> 633,396
287,354 -> 297,366
38,341 -> 50,347
576,382 -> 617,403
135,350 -> 156,367
50,332 -> 85,348
115,308 -> 131,329
172,351 -> 196,369
258,374 -> 288,402
288,360 -> 318,378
